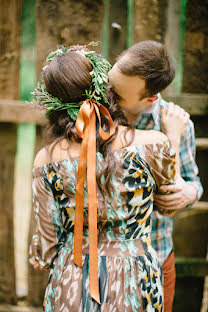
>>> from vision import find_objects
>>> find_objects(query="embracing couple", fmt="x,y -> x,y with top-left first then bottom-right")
29,40 -> 203,312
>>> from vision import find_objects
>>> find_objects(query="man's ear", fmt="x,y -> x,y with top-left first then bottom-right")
142,95 -> 158,104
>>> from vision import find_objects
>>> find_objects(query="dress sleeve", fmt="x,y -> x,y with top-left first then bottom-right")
146,140 -> 176,216
146,140 -> 176,188
30,171 -> 66,269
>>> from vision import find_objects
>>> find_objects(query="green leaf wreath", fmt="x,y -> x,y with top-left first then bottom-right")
31,45 -> 111,121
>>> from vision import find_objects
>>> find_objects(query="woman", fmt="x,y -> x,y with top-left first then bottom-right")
30,45 -> 188,311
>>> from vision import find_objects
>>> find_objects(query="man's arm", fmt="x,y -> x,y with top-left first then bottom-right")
154,119 -> 203,210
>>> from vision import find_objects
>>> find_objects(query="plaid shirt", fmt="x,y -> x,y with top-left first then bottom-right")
134,94 -> 203,265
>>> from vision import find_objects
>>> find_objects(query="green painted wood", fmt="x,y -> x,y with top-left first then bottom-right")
101,0 -> 110,59
175,257 -> 208,277
127,0 -> 133,48
108,0 -> 127,64
165,0 -> 186,93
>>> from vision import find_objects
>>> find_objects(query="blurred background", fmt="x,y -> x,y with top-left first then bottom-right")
0,0 -> 208,311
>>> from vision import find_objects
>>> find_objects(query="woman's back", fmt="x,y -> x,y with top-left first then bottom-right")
34,126 -> 168,165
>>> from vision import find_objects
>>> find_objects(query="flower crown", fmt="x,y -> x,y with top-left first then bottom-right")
31,44 -> 111,121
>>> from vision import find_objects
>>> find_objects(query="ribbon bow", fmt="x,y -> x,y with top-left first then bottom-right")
74,99 -> 115,303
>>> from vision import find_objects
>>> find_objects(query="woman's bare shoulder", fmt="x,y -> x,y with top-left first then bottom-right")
33,146 -> 50,168
134,129 -> 168,145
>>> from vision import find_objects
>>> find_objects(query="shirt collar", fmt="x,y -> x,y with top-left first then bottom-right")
151,93 -> 161,126
137,93 -> 161,126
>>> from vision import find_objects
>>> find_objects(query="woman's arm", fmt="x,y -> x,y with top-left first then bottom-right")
160,102 -> 190,175
29,172 -> 66,270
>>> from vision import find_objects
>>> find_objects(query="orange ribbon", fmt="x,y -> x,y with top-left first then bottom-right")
74,99 -> 115,303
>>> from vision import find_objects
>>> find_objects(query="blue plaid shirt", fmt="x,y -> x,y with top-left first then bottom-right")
134,94 -> 203,265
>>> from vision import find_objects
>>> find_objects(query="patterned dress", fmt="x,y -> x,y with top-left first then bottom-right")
31,141 -> 175,312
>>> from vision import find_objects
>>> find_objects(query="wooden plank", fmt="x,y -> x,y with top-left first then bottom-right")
163,93 -> 208,115
0,0 -> 22,304
174,202 -> 208,220
165,0 -> 185,93
192,201 -> 208,210
133,0 -> 168,43
0,124 -> 17,304
1,91 -> 207,125
196,138 -> 208,150
0,0 -> 22,100
108,0 -> 128,64
0,99 -> 46,125
182,0 -> 208,93
0,304 -> 41,312
36,0 -> 104,76
175,257 -> 208,277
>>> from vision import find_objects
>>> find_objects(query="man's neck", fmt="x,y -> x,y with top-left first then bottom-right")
124,103 -> 156,125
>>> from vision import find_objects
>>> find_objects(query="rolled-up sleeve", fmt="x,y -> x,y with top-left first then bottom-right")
179,120 -> 203,201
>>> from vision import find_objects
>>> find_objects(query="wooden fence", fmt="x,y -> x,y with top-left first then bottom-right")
0,0 -> 208,311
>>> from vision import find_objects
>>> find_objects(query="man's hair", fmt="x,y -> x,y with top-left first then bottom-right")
117,40 -> 175,97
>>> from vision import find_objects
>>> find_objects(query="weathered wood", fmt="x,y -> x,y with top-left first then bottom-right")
108,0 -> 127,64
164,0 -> 183,93
174,202 -> 208,220
174,276 -> 204,312
1,92 -> 207,126
163,93 -> 208,115
196,138 -> 208,150
36,0 -> 105,76
0,0 -> 22,99
0,99 -> 46,125
175,257 -> 208,277
0,304 -> 41,312
173,210 -> 208,258
0,0 -> 22,304
196,149 -> 208,201
133,0 -> 168,43
0,100 -> 46,125
0,124 -> 17,304
182,0 -> 208,93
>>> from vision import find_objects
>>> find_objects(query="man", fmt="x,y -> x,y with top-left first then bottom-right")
108,40 -> 203,311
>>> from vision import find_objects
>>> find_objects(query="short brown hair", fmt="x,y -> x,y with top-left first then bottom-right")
117,40 -> 175,97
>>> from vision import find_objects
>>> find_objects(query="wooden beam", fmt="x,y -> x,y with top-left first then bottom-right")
0,0 -> 22,304
163,93 -> 208,115
174,201 -> 208,220
175,257 -> 208,277
0,99 -> 46,125
192,201 -> 208,210
196,138 -> 208,150
0,96 -> 208,126
0,305 -> 41,312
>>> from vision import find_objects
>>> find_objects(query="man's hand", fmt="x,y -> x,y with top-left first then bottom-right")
154,176 -> 197,210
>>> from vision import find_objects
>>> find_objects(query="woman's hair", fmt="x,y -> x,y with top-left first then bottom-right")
43,50 -> 132,199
